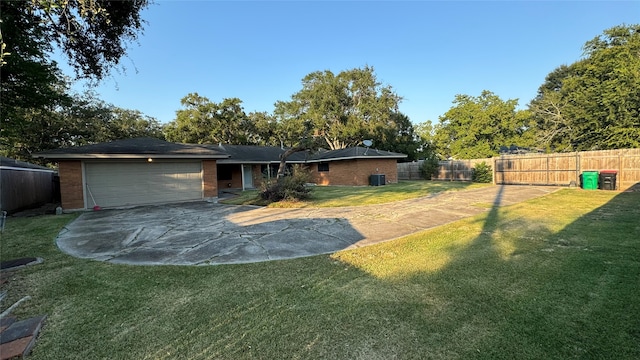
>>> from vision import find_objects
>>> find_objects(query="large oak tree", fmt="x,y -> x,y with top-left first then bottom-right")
434,91 -> 534,159
530,24 -> 640,151
1,0 -> 151,160
164,93 -> 254,145
274,66 -> 405,150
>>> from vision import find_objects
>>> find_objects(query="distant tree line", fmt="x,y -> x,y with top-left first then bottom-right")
164,66 -> 431,161
423,24 -> 640,159
2,5 -> 637,165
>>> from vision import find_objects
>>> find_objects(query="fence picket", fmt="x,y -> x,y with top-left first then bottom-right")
397,149 -> 640,191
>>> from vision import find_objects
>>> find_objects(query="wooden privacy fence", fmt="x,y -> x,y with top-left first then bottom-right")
494,148 -> 640,191
397,161 -> 423,180
434,159 -> 492,181
398,148 -> 640,190
397,158 -> 492,181
1,157 -> 57,214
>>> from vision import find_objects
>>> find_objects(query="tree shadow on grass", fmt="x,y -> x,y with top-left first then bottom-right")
326,187 -> 640,359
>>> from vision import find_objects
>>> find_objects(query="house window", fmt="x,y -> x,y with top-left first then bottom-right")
261,164 -> 278,178
217,164 -> 233,180
318,162 -> 329,172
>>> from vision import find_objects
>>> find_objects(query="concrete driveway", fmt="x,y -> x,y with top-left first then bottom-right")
56,185 -> 559,265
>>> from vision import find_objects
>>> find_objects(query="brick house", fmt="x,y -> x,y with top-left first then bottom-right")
36,138 -> 227,210
37,138 -> 406,210
305,147 -> 404,186
213,145 -> 406,190
212,144 -> 308,192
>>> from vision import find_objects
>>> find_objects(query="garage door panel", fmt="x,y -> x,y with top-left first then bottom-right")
85,162 -> 203,208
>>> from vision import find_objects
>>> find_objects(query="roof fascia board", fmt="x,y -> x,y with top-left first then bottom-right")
306,155 -> 406,163
220,157 -> 404,164
217,160 -> 306,164
35,154 -> 229,160
0,166 -> 55,173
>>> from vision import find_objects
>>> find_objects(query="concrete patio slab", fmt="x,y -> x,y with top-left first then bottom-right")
55,185 -> 560,265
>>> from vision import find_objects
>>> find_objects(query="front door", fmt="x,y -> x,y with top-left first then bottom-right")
242,165 -> 253,189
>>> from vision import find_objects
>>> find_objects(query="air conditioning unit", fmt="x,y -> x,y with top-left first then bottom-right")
369,174 -> 386,186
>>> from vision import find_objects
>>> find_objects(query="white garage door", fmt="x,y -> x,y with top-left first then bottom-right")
84,161 -> 203,208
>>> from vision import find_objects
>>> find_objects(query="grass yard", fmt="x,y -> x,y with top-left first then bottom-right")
221,180 -> 490,207
1,189 -> 639,359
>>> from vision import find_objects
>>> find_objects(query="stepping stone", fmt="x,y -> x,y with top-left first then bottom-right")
0,315 -> 46,359
0,336 -> 34,360
0,315 -> 46,344
0,316 -> 17,333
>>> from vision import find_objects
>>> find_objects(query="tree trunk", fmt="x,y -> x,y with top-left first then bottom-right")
277,146 -> 307,179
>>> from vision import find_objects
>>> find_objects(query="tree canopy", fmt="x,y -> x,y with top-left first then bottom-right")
530,24 -> 640,151
164,94 -> 256,145
274,66 -> 403,149
1,0 -> 152,162
271,66 -> 424,160
164,67 -> 425,160
1,92 -> 164,161
433,91 -> 534,159
4,10 -> 636,165
1,0 -> 150,81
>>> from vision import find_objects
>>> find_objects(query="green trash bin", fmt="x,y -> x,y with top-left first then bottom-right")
581,171 -> 598,190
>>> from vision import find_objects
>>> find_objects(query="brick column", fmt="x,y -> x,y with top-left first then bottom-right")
59,160 -> 84,210
202,160 -> 218,199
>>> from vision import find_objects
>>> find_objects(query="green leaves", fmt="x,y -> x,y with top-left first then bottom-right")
275,66 -> 404,151
435,91 -> 534,159
1,91 -> 164,162
165,93 -> 253,145
0,0 -> 151,161
531,24 -> 640,151
163,67 -> 425,161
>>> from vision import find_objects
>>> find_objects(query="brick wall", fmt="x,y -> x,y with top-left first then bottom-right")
217,165 -> 243,190
309,159 -> 399,186
59,160 -> 84,210
250,164 -> 266,188
215,160 -> 399,188
202,160 -> 218,198
218,164 -> 268,190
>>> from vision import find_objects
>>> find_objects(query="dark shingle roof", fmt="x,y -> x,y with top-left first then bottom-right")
35,138 -> 228,159
307,147 -> 407,162
211,145 -> 309,163
1,157 -> 54,171
214,145 -> 406,163
33,138 -> 406,162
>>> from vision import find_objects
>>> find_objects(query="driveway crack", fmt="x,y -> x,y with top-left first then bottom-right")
122,227 -> 143,247
247,236 -> 271,260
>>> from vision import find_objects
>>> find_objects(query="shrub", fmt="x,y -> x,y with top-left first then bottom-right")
420,154 -> 440,180
472,161 -> 493,183
260,165 -> 311,202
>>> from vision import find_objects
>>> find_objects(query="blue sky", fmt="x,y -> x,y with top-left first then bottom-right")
64,1 -> 639,125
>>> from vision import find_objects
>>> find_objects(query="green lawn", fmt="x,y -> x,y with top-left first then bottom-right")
1,189 -> 639,359
221,180 -> 491,207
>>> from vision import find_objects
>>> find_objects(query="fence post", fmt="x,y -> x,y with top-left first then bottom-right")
577,152 -> 581,185
618,153 -> 622,190
546,156 -> 550,185
452,160 -> 455,181
492,157 -> 497,185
